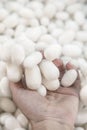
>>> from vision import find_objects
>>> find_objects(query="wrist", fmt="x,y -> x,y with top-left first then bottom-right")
32,119 -> 74,130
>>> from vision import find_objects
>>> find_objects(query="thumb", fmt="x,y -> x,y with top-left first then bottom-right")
9,81 -> 27,105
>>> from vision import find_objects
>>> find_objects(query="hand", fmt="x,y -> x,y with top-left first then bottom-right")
10,59 -> 81,129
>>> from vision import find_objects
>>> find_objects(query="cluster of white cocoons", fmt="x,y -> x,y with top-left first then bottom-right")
0,0 -> 87,130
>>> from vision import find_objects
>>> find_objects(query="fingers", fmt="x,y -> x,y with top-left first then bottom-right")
9,81 -> 25,99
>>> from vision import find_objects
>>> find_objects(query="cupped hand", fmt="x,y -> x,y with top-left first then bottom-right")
10,59 -> 81,128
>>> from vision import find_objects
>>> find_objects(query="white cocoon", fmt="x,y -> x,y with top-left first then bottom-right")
80,86 -> 87,105
26,27 -> 42,42
3,14 -> 19,28
76,110 -> 87,125
61,69 -> 78,87
40,60 -> 60,80
0,43 -> 12,61
0,61 -> 6,80
39,34 -> 57,44
59,30 -> 75,44
44,44 -> 62,61
0,77 -> 11,98
76,31 -> 87,42
0,98 -> 16,113
0,113 -> 12,125
75,127 -> 84,130
14,128 -> 26,130
15,35 -> 35,56
24,51 -> 42,68
62,44 -> 82,58
25,65 -> 42,90
7,64 -> 22,82
16,114 -> 28,128
11,44 -> 25,65
43,78 -> 60,91
37,85 -> 47,96
35,42 -> 49,51
4,116 -> 21,130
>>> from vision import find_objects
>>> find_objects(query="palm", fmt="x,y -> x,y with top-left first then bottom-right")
10,59 -> 80,127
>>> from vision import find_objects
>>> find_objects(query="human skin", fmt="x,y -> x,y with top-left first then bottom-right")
10,59 -> 81,130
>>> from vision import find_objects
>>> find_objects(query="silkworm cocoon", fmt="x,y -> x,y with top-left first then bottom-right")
0,98 -> 16,113
0,8 -> 8,21
35,42 -> 49,51
0,23 -> 5,34
28,18 -> 39,27
80,86 -> 87,105
40,17 -> 50,26
23,51 -> 42,68
16,114 -> 28,128
3,14 -> 19,28
26,27 -> 42,42
15,109 -> 22,117
11,44 -> 25,65
65,20 -> 79,31
5,28 -> 14,37
62,44 -> 82,58
14,128 -> 26,130
76,110 -> 87,125
78,58 -> 87,76
0,113 -> 12,125
74,11 -> 85,25
0,61 -> 6,80
43,78 -> 60,91
16,35 -> 35,56
44,44 -> 62,61
75,127 -> 84,130
25,65 -> 42,90
19,7 -> 34,19
84,46 -> 87,59
66,3 -> 81,14
51,28 -> 64,39
59,30 -> 75,44
4,116 -> 21,130
37,85 -> 47,96
76,31 -> 87,42
44,3 -> 56,19
39,34 -> 57,44
0,77 -> 11,98
56,12 -> 69,21
7,64 -> 22,82
0,43 -> 12,61
61,69 -> 78,87
40,60 -> 60,80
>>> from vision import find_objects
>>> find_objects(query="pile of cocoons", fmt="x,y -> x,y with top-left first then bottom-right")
0,0 -> 87,130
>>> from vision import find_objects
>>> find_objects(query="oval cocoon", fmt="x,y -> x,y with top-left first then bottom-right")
4,116 -> 21,130
40,60 -> 60,80
0,77 -> 11,98
0,98 -> 16,113
61,69 -> 78,87
23,51 -> 42,68
16,114 -> 28,128
25,65 -> 42,90
43,78 -> 60,91
44,44 -> 62,61
7,64 -> 22,82
11,44 -> 25,65
37,85 -> 47,96
80,86 -> 87,105
62,44 -> 82,58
